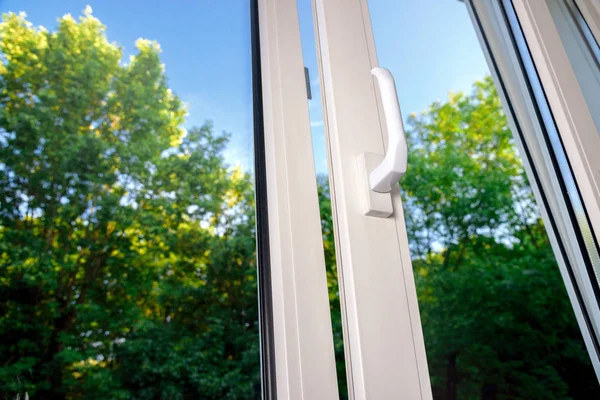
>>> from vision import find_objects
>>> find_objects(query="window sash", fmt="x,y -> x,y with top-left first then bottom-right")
256,0 -> 339,397
465,0 -> 600,380
311,0 -> 433,398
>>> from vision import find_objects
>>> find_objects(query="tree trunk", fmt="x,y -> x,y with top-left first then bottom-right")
481,382 -> 497,400
37,302 -> 77,400
446,352 -> 458,400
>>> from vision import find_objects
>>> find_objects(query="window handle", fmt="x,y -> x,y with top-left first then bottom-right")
369,67 -> 407,193
356,67 -> 407,218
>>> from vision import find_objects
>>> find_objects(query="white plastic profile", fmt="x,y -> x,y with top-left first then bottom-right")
369,67 -> 408,193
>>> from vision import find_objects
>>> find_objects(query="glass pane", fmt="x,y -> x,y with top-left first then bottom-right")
0,1 -> 260,399
364,0 -> 599,398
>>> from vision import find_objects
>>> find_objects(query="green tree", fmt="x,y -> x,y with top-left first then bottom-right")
402,77 -> 599,399
0,9 -> 259,399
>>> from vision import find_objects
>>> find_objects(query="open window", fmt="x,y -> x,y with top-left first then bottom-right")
2,0 -> 600,398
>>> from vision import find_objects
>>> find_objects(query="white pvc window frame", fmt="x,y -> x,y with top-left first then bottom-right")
465,0 -> 600,380
510,0 -> 600,261
256,0 -> 600,397
256,0 -> 339,398
311,0 -> 432,399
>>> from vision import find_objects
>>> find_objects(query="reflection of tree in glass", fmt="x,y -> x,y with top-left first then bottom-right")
0,9 -> 259,399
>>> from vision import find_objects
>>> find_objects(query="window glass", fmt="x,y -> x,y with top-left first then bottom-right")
0,1 -> 260,398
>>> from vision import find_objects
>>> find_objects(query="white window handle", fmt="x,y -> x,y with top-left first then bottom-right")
369,67 -> 408,193
356,67 -> 407,218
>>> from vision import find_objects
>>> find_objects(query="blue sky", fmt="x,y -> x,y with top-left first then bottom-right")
0,0 -> 489,175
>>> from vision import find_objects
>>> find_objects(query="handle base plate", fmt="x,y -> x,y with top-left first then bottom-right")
357,152 -> 394,218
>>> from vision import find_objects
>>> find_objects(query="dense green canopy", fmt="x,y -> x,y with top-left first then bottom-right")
0,10 -> 258,399
397,77 -> 599,399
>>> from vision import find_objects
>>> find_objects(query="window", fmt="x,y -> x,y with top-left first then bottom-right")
306,0 -> 600,397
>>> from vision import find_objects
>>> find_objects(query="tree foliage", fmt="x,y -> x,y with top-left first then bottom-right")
0,10 -> 258,399
401,77 -> 599,399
